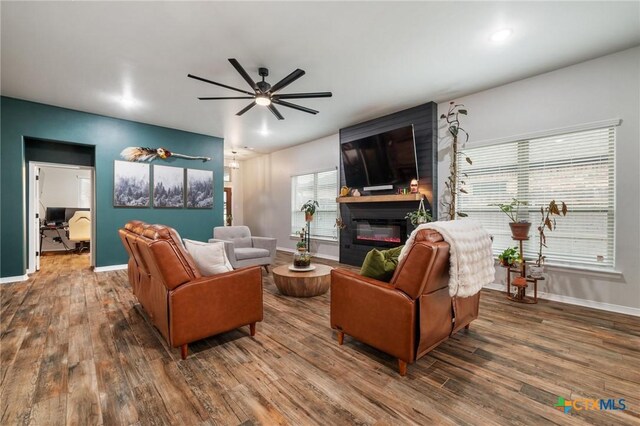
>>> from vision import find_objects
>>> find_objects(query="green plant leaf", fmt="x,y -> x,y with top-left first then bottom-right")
440,114 -> 446,119
457,212 -> 469,217
465,157 -> 472,165
459,109 -> 467,114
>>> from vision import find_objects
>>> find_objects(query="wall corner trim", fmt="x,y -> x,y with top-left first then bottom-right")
0,274 -> 29,284
94,264 -> 128,273
484,283 -> 640,317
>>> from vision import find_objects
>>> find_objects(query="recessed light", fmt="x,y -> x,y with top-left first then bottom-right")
490,28 -> 513,43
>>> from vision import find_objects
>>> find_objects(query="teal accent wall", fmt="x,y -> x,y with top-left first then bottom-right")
1,96 -> 224,277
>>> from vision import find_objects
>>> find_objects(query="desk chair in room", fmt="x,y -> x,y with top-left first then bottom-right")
68,211 -> 91,252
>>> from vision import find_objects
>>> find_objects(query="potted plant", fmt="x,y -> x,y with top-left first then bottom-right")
531,200 -> 568,278
405,198 -> 433,226
293,251 -> 312,268
301,200 -> 319,222
296,228 -> 307,252
498,246 -> 520,268
490,198 -> 531,239
440,102 -> 472,220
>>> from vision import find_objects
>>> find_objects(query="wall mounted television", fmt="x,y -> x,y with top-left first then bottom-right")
341,124 -> 418,190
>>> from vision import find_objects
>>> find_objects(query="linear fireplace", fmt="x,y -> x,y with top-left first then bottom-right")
352,219 -> 407,248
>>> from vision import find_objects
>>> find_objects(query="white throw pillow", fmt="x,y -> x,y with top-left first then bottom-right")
183,239 -> 233,276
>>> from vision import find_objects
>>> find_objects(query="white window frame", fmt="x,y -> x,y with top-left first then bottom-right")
291,168 -> 339,241
457,123 -> 617,270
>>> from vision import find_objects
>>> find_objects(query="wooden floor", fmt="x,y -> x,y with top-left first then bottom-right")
1,252 -> 639,425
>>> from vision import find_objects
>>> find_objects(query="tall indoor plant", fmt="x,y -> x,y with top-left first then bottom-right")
530,200 -> 568,277
440,101 -> 472,220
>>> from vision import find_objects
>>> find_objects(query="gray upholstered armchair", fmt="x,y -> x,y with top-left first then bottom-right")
209,226 -> 276,272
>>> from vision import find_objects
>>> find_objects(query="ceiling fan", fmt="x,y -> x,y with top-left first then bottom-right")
188,58 -> 332,120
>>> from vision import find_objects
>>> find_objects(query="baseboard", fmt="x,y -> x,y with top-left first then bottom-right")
484,283 -> 640,317
94,264 -> 127,273
276,247 -> 339,262
0,274 -> 29,284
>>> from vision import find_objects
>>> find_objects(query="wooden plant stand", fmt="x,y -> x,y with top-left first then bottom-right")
503,237 -> 544,304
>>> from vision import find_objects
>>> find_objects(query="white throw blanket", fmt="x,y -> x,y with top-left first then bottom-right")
398,219 -> 495,298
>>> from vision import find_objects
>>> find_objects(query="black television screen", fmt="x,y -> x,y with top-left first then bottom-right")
341,125 -> 418,188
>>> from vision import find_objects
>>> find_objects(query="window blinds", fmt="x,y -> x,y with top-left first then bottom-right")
457,127 -> 615,269
291,169 -> 338,239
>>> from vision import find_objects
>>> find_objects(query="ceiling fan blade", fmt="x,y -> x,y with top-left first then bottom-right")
188,74 -> 254,96
272,99 -> 318,115
267,104 -> 284,120
198,96 -> 255,100
270,69 -> 305,93
236,102 -> 257,116
273,92 -> 332,100
228,58 -> 259,92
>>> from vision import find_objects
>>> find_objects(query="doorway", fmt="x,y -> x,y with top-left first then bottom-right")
223,187 -> 232,226
27,162 -> 96,273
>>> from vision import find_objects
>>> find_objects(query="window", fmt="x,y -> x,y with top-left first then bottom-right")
291,169 -> 338,239
77,176 -> 91,208
458,127 -> 615,269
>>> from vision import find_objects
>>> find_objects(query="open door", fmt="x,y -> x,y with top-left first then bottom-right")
28,163 -> 41,273
34,166 -> 41,271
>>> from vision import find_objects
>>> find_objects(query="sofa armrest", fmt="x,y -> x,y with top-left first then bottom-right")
252,236 -> 277,261
330,268 -> 416,363
168,266 -> 263,347
208,238 -> 237,264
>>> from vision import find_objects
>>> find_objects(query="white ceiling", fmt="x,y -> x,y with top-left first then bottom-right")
2,2 -> 639,159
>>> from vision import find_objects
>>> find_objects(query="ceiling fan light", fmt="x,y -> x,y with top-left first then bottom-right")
255,95 -> 271,106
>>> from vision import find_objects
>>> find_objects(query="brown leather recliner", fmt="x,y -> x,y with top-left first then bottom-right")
118,221 -> 263,359
330,229 -> 480,376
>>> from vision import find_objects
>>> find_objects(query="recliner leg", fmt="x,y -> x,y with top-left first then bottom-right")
181,344 -> 188,360
337,331 -> 344,345
398,359 -> 407,376
263,265 -> 269,273
465,324 -> 470,330
250,322 -> 256,336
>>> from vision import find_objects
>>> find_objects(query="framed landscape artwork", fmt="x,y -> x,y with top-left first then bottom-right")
153,165 -> 184,208
113,160 -> 150,207
186,168 -> 213,208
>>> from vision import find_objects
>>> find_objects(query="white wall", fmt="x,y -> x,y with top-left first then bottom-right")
437,47 -> 640,312
39,166 -> 91,217
241,134 -> 340,259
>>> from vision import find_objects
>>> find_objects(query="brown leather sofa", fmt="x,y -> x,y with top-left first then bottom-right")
330,229 -> 480,376
119,221 -> 263,359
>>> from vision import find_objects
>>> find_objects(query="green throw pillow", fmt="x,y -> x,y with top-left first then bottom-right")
360,245 -> 404,282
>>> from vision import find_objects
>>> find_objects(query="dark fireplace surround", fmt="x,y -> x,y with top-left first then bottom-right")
338,102 -> 437,267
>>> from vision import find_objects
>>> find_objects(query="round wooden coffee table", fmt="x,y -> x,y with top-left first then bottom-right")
272,264 -> 333,297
